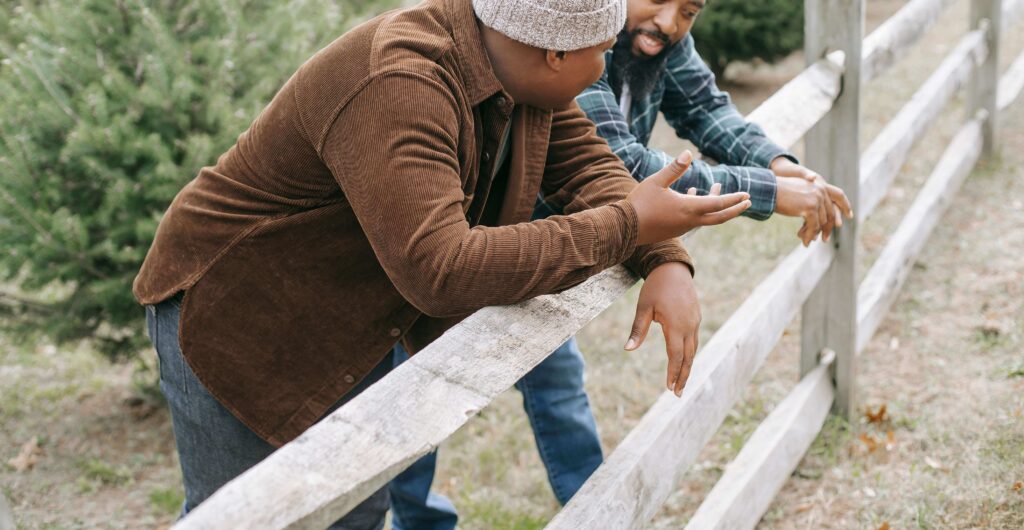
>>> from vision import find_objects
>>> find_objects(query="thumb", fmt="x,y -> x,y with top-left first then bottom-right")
644,150 -> 693,189
625,303 -> 654,351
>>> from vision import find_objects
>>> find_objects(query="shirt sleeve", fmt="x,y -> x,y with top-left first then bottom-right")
659,34 -> 798,170
539,102 -> 693,278
574,61 -> 778,220
321,70 -> 664,317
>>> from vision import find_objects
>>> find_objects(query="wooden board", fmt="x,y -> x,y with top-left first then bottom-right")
862,0 -> 958,83
747,52 -> 845,149
998,49 -> 1024,111
1004,0 -> 1024,31
684,353 -> 836,530
969,1 -> 1002,157
171,1 -> 1024,527
545,240 -> 837,529
859,29 -> 987,220
857,117 -> 984,352
800,0 -> 862,420
173,267 -> 641,529
685,118 -> 983,530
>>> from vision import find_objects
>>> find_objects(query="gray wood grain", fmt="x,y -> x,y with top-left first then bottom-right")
862,0 -> 958,83
859,28 -> 987,221
546,241 -> 837,529
969,0 -> 1002,157
858,117 -> 983,352
801,0 -> 863,421
684,352 -> 836,530
998,49 -> 1024,111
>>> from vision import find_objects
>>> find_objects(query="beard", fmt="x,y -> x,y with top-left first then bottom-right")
609,28 -> 673,101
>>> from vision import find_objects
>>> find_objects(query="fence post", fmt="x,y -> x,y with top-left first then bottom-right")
969,0 -> 1002,157
800,0 -> 863,422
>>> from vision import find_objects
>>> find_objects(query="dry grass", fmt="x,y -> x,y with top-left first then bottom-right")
2,0 -> 1024,528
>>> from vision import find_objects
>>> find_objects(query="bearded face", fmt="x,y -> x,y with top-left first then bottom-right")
609,27 -> 673,100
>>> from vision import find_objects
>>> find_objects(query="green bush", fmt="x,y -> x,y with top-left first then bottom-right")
691,0 -> 804,77
0,0 -> 401,358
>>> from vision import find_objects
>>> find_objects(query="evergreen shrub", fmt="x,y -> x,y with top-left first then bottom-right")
691,0 -> 804,77
0,0 -> 400,358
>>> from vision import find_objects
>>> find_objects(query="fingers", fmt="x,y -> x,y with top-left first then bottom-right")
708,182 -> 722,196
646,150 -> 693,189
698,198 -> 752,225
834,204 -> 843,228
689,190 -> 750,216
673,335 -> 697,396
665,329 -> 686,393
818,188 -> 835,242
826,183 -> 854,219
625,303 -> 654,351
687,187 -> 697,196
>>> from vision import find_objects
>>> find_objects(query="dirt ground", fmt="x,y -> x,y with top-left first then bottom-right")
2,1 -> 1023,528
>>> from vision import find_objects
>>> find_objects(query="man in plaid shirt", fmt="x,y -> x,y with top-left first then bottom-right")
389,1 -> 853,527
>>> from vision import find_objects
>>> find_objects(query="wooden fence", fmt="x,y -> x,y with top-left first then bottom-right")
174,0 -> 1024,528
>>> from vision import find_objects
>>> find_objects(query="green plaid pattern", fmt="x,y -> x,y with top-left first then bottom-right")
570,34 -> 797,220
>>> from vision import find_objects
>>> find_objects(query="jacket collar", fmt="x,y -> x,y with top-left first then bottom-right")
444,0 -> 506,107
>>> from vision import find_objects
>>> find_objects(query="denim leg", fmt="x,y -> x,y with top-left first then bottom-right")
146,299 -> 390,529
387,344 -> 459,530
514,336 -> 603,505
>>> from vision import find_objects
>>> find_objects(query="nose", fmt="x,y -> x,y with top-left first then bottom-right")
653,5 -> 678,37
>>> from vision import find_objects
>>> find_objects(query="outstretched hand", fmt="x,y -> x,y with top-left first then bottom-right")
624,262 -> 701,397
628,151 -> 752,245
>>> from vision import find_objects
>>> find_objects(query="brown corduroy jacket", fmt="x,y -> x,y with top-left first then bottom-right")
133,0 -> 692,446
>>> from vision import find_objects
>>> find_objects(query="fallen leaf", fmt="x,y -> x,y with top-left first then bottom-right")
1013,481 -> 1022,492
859,433 -> 879,453
885,430 -> 897,451
7,437 -> 42,472
924,455 -> 948,472
877,523 -> 890,530
795,503 -> 813,513
865,404 -> 888,424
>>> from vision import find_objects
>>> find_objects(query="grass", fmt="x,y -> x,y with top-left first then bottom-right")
77,458 -> 133,488
3,0 -> 1024,528
149,487 -> 184,515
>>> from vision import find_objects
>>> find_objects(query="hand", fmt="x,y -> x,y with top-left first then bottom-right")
624,262 -> 701,397
628,151 -> 752,245
775,176 -> 833,246
770,158 -> 853,246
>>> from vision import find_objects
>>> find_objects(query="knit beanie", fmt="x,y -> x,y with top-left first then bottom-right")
472,0 -> 627,52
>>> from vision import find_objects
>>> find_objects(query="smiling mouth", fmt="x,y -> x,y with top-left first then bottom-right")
635,32 -> 667,56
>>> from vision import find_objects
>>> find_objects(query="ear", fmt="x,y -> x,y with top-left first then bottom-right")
544,49 -> 567,72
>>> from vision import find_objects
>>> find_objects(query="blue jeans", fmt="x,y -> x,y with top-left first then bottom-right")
388,337 -> 603,530
146,296 -> 392,529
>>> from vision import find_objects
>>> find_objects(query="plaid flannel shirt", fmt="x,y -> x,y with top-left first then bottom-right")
555,34 -> 798,221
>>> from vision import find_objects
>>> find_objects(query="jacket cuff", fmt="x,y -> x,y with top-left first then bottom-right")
593,199 -> 640,268
624,238 -> 694,279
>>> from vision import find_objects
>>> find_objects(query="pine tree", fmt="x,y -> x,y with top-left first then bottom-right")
691,0 -> 804,78
0,0 -> 402,358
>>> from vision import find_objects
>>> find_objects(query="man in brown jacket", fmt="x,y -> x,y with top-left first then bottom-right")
134,0 -> 751,526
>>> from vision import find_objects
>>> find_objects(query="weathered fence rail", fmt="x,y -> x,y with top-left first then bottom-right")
174,0 -> 1024,528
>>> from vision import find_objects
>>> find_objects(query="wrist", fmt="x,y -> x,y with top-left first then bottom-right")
770,156 -> 796,171
650,261 -> 693,279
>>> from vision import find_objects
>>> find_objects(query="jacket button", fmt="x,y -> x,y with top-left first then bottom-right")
495,95 -> 506,107
482,151 -> 491,163
389,327 -> 402,337
343,374 -> 355,384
